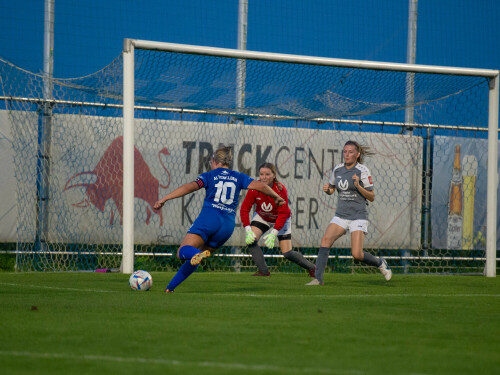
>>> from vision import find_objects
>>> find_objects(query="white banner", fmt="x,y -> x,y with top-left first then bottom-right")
0,111 -> 17,242
4,112 -> 423,249
54,117 -> 423,249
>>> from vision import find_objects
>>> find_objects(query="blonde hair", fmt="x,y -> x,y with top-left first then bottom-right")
258,162 -> 283,191
212,146 -> 233,167
344,140 -> 374,164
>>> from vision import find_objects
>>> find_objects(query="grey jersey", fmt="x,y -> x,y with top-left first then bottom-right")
329,162 -> 374,220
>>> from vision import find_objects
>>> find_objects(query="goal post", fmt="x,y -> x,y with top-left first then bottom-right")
122,38 -> 498,276
122,39 -> 135,274
487,74 -> 499,277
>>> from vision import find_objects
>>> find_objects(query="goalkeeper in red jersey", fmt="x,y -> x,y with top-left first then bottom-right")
240,163 -> 315,277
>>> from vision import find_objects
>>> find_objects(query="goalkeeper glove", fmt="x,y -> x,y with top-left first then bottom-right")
245,226 -> 257,245
264,229 -> 279,249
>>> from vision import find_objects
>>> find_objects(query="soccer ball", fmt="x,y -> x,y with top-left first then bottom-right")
129,270 -> 153,291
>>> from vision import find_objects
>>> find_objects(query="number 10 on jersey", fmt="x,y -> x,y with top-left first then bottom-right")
214,181 -> 236,204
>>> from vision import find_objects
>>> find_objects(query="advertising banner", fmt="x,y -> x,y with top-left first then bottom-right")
431,135 -> 500,250
3,113 -> 423,249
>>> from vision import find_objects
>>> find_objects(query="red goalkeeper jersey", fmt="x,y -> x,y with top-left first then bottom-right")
240,181 -> 291,231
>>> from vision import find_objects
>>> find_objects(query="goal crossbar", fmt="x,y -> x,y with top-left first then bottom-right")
126,39 -> 499,78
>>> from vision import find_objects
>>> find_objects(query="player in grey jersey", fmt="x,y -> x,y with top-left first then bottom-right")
306,140 -> 392,285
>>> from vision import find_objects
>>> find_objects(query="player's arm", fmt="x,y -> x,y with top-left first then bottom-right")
274,205 -> 290,231
352,174 -> 375,202
274,185 -> 291,231
240,191 -> 258,245
262,185 -> 289,249
154,181 -> 200,209
323,183 -> 335,195
247,180 -> 285,206
240,190 -> 256,227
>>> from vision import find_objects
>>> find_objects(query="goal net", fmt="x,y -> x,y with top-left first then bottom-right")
1,40 -> 498,275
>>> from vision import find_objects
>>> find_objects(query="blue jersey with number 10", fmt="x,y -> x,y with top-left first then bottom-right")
189,168 -> 253,249
196,168 -> 254,218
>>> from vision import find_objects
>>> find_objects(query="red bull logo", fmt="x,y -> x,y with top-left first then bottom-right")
64,136 -> 170,225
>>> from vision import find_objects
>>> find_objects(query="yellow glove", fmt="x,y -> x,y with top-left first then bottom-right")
245,226 -> 257,245
263,229 -> 279,249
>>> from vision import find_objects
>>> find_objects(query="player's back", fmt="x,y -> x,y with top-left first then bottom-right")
198,167 -> 253,218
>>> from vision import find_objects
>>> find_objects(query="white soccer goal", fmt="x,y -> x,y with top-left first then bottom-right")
2,39 -> 498,276
122,39 -> 498,276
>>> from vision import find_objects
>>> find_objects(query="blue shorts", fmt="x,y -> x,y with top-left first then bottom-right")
187,207 -> 235,249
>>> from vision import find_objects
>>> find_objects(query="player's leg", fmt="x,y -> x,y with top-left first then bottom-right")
247,216 -> 270,275
278,238 -> 315,278
177,233 -> 206,258
166,233 -> 206,293
249,226 -> 270,275
350,230 -> 369,261
349,221 -> 391,281
306,219 -> 346,285
191,215 -> 235,267
185,210 -> 223,266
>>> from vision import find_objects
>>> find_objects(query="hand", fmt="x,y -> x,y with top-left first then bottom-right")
245,226 -> 257,245
153,200 -> 165,210
322,183 -> 330,193
274,196 -> 285,207
264,229 -> 279,249
352,174 -> 360,188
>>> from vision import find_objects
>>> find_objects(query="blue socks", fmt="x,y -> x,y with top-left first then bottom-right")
166,245 -> 200,291
178,245 -> 200,260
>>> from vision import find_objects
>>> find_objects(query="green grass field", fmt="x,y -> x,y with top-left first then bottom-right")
1,271 -> 499,375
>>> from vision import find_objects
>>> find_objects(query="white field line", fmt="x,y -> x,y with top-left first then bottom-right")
0,350 -> 362,375
209,293 -> 500,298
1,282 -> 498,298
0,282 -> 116,293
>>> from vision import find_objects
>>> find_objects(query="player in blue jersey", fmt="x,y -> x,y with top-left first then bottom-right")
153,146 -> 285,293
306,140 -> 392,286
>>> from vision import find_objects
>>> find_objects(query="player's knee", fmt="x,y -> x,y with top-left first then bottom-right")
321,236 -> 334,247
177,245 -> 200,260
352,252 -> 364,261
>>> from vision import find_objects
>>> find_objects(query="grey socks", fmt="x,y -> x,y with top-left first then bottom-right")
314,247 -> 330,283
248,242 -> 269,273
362,251 -> 382,267
283,250 -> 314,271
249,242 -> 315,274
313,249 -> 381,283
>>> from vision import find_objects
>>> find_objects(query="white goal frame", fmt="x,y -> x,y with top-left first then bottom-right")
122,38 -> 499,276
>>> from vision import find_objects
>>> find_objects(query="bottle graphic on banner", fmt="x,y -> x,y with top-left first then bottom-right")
462,155 -> 478,250
447,144 -> 463,249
